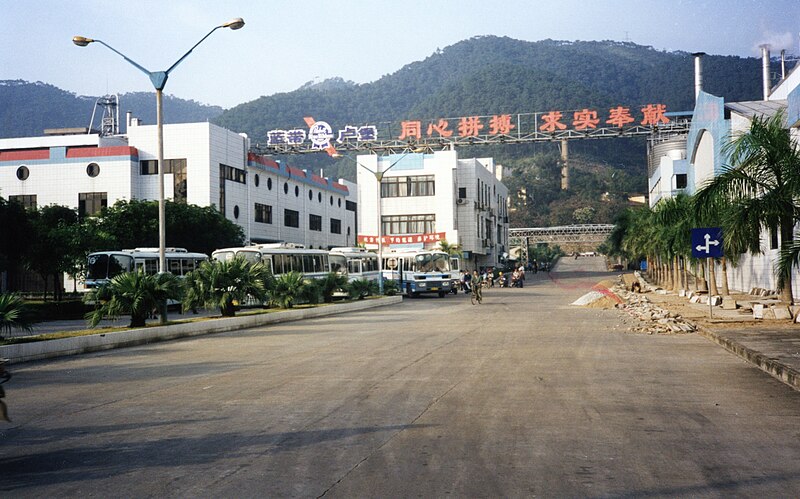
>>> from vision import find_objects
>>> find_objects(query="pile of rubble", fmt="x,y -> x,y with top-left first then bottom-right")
610,277 -> 697,334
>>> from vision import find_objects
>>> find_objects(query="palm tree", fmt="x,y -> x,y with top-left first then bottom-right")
437,239 -> 463,257
694,110 -> 800,303
270,271 -> 306,309
85,271 -> 182,328
318,272 -> 348,303
183,258 -> 271,317
652,194 -> 695,292
347,278 -> 378,300
0,293 -> 33,339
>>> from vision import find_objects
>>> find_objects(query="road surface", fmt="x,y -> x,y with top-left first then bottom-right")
2,256 -> 800,497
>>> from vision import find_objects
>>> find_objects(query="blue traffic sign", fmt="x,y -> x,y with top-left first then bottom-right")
691,227 -> 723,258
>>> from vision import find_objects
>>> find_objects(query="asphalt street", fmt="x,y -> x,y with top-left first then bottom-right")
2,256 -> 800,497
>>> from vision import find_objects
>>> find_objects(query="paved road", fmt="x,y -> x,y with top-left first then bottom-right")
3,257 -> 800,497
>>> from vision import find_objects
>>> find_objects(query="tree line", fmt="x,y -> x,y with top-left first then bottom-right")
0,199 -> 244,300
604,111 -> 800,304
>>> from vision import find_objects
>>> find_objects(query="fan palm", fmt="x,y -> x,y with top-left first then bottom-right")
0,293 -> 33,339
694,110 -> 800,303
85,271 -> 182,328
270,271 -> 306,309
183,258 -> 271,317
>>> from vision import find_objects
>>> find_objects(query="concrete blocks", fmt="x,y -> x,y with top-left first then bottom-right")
722,297 -> 737,310
771,305 -> 792,320
753,303 -> 764,319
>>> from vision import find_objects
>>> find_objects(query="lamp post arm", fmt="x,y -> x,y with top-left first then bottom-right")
166,25 -> 224,75
93,39 -> 152,79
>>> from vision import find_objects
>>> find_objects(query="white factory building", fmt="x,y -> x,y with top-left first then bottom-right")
0,119 -> 357,251
355,149 -> 510,271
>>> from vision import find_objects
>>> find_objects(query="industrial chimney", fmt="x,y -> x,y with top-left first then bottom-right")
692,52 -> 705,102
761,44 -> 771,100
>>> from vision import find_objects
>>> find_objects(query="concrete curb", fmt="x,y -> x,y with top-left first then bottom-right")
696,325 -> 800,391
1,296 -> 403,365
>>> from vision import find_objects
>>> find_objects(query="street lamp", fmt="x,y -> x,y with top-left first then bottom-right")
334,149 -> 422,295
73,18 -> 245,279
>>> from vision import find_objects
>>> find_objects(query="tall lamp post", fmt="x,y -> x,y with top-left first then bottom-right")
334,150 -> 420,295
73,18 -> 245,277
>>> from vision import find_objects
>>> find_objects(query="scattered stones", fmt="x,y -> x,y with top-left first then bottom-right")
609,276 -> 697,335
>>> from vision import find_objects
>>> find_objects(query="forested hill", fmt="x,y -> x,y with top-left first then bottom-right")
0,80 -> 223,138
215,36 -> 766,141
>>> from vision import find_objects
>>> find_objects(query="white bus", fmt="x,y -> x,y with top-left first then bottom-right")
382,249 -> 452,298
85,247 -> 208,288
211,243 -> 347,280
330,247 -> 380,283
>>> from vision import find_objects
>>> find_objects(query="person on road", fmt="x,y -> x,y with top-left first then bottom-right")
472,270 -> 484,301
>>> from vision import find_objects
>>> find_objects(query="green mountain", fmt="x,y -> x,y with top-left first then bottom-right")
0,80 -> 223,138
213,36 -> 768,226
1,37 -> 773,227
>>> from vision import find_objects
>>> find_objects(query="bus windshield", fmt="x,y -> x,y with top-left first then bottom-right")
86,253 -> 132,280
415,253 -> 450,272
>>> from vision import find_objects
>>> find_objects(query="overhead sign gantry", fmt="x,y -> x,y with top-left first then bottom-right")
253,104 -> 691,156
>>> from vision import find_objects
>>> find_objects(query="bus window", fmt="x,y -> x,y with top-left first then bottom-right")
213,251 -> 235,262
450,257 -> 460,273
329,254 -> 346,275
169,258 -> 182,275
303,254 -> 313,273
87,254 -> 109,280
367,257 -> 377,272
237,250 -> 261,264
261,258 -> 273,274
290,254 -> 302,273
181,259 -> 196,275
348,260 -> 361,274
110,254 -> 132,277
137,258 -> 158,275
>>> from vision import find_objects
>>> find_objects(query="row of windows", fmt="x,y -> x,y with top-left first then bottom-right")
380,175 -> 435,198
16,163 -> 100,181
8,194 -> 36,210
221,164 -> 247,184
381,214 -> 436,235
252,174 -> 344,207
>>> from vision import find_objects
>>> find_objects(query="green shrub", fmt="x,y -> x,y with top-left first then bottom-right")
319,272 -> 348,303
347,279 -> 378,300
84,271 -> 182,328
270,271 -> 305,308
183,258 -> 272,317
382,280 -> 399,296
0,293 -> 34,339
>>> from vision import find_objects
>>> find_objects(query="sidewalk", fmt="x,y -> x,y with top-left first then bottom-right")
618,274 -> 800,391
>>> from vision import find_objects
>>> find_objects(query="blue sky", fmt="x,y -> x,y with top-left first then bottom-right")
3,0 -> 799,108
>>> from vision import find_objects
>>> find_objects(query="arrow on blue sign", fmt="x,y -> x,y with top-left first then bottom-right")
691,228 -> 723,258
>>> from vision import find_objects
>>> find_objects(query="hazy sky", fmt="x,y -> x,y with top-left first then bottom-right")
3,0 -> 799,108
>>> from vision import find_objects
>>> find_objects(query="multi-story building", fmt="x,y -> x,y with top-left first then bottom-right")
0,119 -> 356,253
355,149 -> 509,270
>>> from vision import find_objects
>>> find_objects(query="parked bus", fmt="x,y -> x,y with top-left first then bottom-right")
447,254 -> 463,294
211,243 -> 347,279
382,249 -> 452,298
85,247 -> 208,288
330,247 -> 380,282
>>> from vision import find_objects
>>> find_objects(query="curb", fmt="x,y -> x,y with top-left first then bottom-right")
1,296 -> 403,365
695,325 -> 800,392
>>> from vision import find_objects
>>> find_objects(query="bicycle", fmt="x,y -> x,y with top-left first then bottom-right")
470,281 -> 484,305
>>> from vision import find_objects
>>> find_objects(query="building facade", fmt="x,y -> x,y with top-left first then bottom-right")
0,120 -> 356,252
356,149 -> 509,270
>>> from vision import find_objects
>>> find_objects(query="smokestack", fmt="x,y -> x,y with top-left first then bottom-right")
761,44 -> 771,100
781,49 -> 786,80
692,52 -> 705,102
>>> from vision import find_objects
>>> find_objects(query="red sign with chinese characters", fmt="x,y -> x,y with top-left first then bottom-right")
358,232 -> 447,246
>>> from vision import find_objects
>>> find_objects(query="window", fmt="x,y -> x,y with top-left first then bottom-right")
308,190 -> 313,201
140,158 -> 186,175
220,163 -> 246,184
233,205 -> 240,219
458,187 -> 467,199
330,195 -> 334,205
284,209 -> 299,228
381,214 -> 436,235
381,175 -> 435,197
86,162 -> 100,177
267,177 -> 273,190
346,200 -> 357,212
78,192 -> 107,217
318,192 -> 322,203
254,174 -> 260,187
675,174 -> 687,189
309,214 -> 322,231
331,218 -> 342,234
770,227 -> 779,250
8,194 -> 36,210
295,185 -> 299,197
16,166 -> 29,180
255,203 -> 272,224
